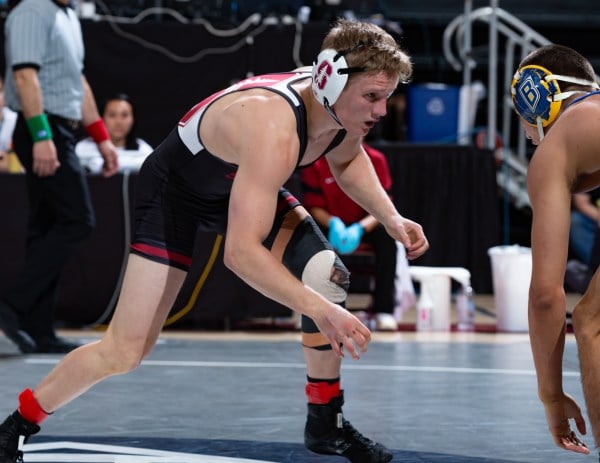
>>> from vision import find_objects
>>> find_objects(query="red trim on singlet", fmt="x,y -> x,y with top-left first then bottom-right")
179,73 -> 303,128
130,243 -> 193,268
276,192 -> 300,215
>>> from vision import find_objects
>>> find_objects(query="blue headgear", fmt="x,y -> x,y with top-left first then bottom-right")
511,64 -> 598,139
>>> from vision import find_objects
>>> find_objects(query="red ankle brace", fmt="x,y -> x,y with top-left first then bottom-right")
305,380 -> 341,404
18,388 -> 50,424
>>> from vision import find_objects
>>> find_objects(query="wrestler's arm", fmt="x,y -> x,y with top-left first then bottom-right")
526,114 -> 589,453
527,144 -> 571,401
221,97 -> 370,358
326,140 -> 428,259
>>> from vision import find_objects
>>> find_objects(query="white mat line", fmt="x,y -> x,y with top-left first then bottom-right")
25,358 -> 580,377
23,441 -> 276,462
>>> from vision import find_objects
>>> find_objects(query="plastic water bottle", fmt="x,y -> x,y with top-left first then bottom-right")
416,287 -> 433,332
456,285 -> 475,331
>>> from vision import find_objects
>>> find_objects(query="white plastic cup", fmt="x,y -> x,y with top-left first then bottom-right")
488,245 -> 532,332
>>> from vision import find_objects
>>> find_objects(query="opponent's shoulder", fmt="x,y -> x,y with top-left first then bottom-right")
562,92 -> 600,121
530,97 -> 600,190
556,94 -> 600,145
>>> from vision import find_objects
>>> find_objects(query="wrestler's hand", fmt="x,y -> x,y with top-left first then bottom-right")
543,393 -> 589,454
313,303 -> 372,360
384,215 -> 428,260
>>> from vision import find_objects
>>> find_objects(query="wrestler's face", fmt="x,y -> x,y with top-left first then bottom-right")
519,118 -> 542,145
334,72 -> 398,136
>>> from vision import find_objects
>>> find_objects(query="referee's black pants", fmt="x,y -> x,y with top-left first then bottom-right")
2,113 -> 95,340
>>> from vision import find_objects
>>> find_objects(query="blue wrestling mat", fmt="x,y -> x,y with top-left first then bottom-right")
0,334 -> 591,463
25,436 -> 523,462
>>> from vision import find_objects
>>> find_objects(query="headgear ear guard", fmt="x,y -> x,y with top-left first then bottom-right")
311,44 -> 367,119
511,64 -> 599,140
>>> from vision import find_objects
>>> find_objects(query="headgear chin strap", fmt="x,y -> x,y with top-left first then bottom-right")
511,64 -> 599,140
312,45 -> 366,125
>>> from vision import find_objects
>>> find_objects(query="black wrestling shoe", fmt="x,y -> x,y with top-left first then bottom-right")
304,392 -> 393,463
33,336 -> 80,354
0,304 -> 36,354
0,411 -> 40,463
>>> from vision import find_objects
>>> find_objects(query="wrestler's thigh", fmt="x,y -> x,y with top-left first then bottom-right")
270,205 -> 312,262
106,254 -> 187,343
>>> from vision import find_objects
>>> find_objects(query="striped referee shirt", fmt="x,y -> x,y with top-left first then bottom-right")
4,0 -> 85,120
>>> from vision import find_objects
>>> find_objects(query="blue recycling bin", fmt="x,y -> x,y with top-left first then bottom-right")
407,83 -> 460,143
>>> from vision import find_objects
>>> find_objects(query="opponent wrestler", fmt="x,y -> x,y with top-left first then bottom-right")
0,18 -> 428,463
511,44 -> 600,455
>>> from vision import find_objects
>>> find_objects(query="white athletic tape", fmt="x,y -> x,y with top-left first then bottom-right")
301,249 -> 347,303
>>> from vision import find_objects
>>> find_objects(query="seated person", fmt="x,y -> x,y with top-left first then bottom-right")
0,76 -> 22,173
300,143 -> 400,331
566,188 -> 600,293
570,189 -> 600,266
76,93 -> 152,173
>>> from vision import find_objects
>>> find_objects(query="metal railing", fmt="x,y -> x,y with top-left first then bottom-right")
443,2 -> 555,210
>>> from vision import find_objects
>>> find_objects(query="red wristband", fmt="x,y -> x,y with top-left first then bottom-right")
85,119 -> 110,144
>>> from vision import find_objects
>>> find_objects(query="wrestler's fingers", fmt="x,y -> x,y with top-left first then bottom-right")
406,239 -> 428,259
355,322 -> 372,342
329,336 -> 344,359
349,327 -> 370,353
343,335 -> 361,360
559,431 -> 589,454
574,414 -> 587,436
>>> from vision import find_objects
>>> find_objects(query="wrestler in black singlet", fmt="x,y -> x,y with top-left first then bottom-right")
131,71 -> 347,270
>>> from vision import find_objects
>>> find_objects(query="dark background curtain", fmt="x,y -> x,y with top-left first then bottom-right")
79,20 -> 330,148
0,144 -> 499,327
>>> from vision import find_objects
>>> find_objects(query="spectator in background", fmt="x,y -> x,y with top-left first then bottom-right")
564,189 -> 600,294
0,76 -> 21,173
301,143 -> 399,331
570,189 -> 600,266
0,0 -> 118,355
76,93 -> 153,174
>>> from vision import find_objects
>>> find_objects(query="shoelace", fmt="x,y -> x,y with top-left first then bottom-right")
342,419 -> 379,450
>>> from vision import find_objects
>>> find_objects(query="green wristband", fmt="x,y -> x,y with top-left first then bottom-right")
26,114 -> 53,142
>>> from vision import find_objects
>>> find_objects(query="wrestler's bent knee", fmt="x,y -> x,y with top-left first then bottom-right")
571,300 -> 600,338
100,341 -> 145,375
301,249 -> 349,303
300,250 -> 350,350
